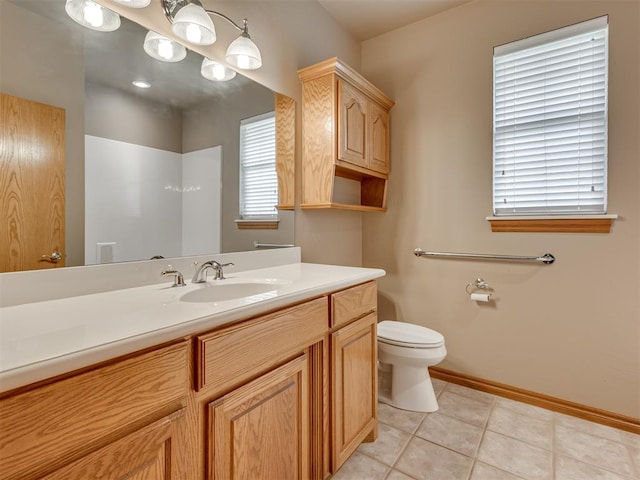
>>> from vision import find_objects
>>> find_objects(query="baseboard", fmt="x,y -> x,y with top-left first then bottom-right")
429,367 -> 640,434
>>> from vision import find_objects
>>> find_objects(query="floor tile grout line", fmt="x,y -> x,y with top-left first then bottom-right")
352,378 -> 639,480
625,442 -> 640,479
554,418 -> 639,478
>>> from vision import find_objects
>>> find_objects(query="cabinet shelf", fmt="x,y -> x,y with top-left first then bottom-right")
299,58 -> 394,212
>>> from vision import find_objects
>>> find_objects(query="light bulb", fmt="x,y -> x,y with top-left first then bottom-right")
157,38 -> 173,60
212,64 -> 226,80
186,24 -> 202,44
236,55 -> 250,70
84,1 -> 104,28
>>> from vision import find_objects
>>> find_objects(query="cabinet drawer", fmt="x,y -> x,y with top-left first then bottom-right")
196,297 -> 328,393
330,281 -> 377,328
0,342 -> 189,480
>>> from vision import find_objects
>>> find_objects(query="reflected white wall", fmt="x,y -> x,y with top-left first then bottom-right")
85,135 -> 221,264
182,146 -> 221,256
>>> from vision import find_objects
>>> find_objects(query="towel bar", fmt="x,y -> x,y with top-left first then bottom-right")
413,248 -> 555,264
253,241 -> 296,249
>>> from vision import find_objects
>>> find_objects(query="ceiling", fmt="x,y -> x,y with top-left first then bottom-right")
317,0 -> 473,41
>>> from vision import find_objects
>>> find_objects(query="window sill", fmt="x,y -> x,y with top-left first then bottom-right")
235,219 -> 279,230
486,215 -> 618,233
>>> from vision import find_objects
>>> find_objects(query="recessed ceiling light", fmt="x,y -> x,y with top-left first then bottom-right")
132,80 -> 151,88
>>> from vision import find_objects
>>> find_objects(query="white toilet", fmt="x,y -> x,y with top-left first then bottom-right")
377,320 -> 447,413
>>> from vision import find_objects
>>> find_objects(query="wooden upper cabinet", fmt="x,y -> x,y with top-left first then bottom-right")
368,102 -> 390,175
275,93 -> 296,210
299,58 -> 394,212
338,80 -> 368,168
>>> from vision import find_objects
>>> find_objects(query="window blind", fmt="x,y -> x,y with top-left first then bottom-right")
239,112 -> 278,219
493,16 -> 608,216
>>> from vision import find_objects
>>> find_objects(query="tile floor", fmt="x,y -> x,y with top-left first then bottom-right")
334,379 -> 640,480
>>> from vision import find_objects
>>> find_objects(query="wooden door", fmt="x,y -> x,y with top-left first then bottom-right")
41,409 -> 185,480
331,312 -> 378,470
368,102 -> 390,174
337,79 -> 367,168
0,93 -> 65,272
208,355 -> 310,480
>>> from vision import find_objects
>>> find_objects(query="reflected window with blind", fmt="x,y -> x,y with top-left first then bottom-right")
239,111 -> 278,220
492,16 -> 609,216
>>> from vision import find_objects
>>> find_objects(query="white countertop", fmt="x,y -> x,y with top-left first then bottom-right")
0,262 -> 384,393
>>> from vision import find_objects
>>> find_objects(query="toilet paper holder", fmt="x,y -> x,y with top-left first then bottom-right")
466,278 -> 493,302
465,278 -> 490,295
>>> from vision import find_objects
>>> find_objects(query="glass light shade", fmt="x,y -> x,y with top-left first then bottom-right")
65,0 -> 120,32
201,58 -> 236,81
171,3 -> 216,46
225,35 -> 262,70
143,31 -> 187,62
111,0 -> 151,7
132,80 -> 151,88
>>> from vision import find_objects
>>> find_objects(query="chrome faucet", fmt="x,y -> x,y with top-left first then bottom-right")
192,260 -> 235,283
161,268 -> 186,287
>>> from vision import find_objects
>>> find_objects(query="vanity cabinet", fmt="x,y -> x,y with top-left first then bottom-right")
40,409 -> 185,480
0,281 -> 380,480
329,281 -> 378,471
195,297 -> 328,480
299,57 -> 394,212
0,342 -> 190,480
208,355 -> 309,480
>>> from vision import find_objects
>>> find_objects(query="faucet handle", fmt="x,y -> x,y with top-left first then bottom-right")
161,269 -> 186,287
214,262 -> 234,280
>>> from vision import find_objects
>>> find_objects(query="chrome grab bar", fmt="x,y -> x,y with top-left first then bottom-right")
413,248 -> 555,264
253,241 -> 295,249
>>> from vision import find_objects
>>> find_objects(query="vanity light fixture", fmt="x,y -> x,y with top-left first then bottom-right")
143,31 -> 187,62
65,0 -> 120,32
111,0 -> 151,7
201,58 -> 236,81
160,0 -> 262,70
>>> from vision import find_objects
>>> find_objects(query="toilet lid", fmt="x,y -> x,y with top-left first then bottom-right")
377,321 -> 444,347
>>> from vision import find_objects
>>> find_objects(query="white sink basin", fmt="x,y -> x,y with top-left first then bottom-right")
179,279 -> 290,303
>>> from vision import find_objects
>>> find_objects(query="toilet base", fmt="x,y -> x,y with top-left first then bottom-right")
378,364 -> 439,413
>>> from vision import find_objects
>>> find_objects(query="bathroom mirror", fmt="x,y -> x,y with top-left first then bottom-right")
0,0 -> 294,272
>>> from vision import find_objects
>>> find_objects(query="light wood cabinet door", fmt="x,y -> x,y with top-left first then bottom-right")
208,355 -> 310,480
368,102 -> 390,174
41,409 -> 185,480
338,79 -> 368,168
331,312 -> 378,470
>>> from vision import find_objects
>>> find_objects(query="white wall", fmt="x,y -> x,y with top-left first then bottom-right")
85,136 -> 222,264
182,146 -> 222,256
362,0 -> 640,417
84,135 -> 182,263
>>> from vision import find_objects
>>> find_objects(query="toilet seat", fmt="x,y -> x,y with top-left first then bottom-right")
377,320 -> 444,348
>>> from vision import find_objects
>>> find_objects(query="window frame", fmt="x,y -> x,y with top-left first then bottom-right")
489,16 -> 614,233
237,111 -> 279,228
